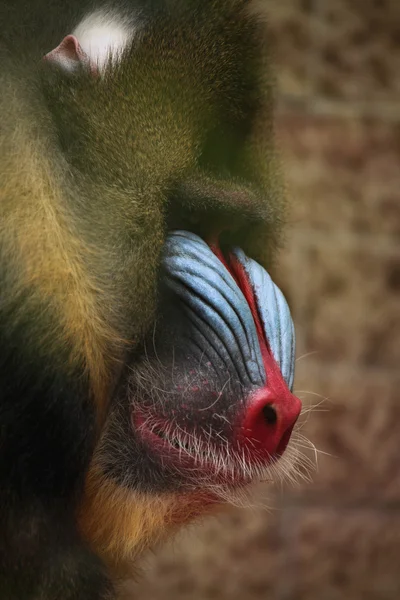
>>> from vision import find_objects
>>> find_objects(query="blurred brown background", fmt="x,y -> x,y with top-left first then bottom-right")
130,1 -> 400,598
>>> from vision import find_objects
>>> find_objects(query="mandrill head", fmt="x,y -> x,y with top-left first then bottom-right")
1,0 -> 315,595
80,230 -> 303,575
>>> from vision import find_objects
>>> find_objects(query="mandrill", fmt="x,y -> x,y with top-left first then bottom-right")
0,0 -> 305,598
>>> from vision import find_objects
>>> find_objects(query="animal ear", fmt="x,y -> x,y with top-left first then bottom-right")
43,35 -> 97,75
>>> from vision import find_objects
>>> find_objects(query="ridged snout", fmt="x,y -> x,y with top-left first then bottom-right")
161,230 -> 301,459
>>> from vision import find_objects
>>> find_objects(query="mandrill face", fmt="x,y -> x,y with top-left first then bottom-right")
87,230 -> 302,548
1,1 -> 313,596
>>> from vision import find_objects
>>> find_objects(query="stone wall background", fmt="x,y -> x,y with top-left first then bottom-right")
130,2 -> 400,598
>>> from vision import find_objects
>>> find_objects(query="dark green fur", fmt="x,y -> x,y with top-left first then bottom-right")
0,1 -> 283,598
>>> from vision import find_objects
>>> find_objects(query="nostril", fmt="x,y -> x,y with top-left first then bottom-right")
238,389 -> 301,461
262,403 -> 277,426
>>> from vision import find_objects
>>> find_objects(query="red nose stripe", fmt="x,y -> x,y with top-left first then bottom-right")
210,243 -> 301,459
